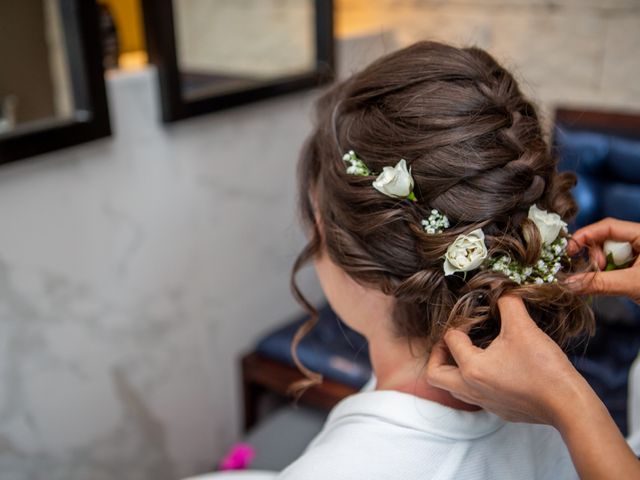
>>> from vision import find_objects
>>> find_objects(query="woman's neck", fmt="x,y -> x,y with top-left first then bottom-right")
367,327 -> 480,412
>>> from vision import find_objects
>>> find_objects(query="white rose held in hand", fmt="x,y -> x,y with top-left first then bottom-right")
372,159 -> 416,201
443,228 -> 488,276
528,205 -> 567,245
604,240 -> 634,267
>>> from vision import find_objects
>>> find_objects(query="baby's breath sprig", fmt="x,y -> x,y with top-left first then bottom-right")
421,209 -> 450,234
342,150 -> 371,176
489,236 -> 569,285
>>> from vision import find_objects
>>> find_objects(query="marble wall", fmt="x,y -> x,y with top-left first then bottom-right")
0,67 -> 324,479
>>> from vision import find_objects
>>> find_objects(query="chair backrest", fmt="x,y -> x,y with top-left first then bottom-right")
553,108 -> 640,229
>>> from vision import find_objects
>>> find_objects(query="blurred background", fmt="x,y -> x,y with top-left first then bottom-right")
0,1 -> 639,479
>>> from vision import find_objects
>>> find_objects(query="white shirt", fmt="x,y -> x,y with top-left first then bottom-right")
277,389 -> 579,480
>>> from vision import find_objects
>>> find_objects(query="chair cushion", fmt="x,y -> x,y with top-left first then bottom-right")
255,304 -> 372,388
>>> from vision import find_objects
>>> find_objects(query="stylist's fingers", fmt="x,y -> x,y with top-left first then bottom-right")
570,218 -> 640,252
566,269 -> 640,303
426,334 -> 477,383
427,338 -> 451,368
567,237 -> 607,270
590,243 -> 607,270
442,329 -> 480,368
425,340 -> 469,394
496,295 -> 536,334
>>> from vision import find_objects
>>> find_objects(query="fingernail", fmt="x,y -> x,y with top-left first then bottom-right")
561,276 -> 581,288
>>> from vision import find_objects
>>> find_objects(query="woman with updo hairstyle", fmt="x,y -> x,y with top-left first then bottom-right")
280,41 -> 594,480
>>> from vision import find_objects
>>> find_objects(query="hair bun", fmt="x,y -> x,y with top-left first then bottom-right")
291,41 -> 595,393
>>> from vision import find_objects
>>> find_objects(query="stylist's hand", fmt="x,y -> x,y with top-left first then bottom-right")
566,217 -> 640,303
426,296 -> 588,426
427,295 -> 640,480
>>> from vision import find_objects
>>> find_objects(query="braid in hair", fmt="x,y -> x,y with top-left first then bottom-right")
289,41 -> 593,395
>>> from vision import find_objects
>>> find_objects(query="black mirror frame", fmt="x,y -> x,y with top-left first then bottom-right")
142,0 -> 334,122
0,0 -> 111,165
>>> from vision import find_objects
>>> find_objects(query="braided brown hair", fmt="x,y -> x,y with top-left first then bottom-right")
289,41 -> 594,393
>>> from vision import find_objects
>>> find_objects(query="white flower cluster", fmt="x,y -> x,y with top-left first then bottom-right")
342,150 -> 371,176
421,209 -> 450,234
490,236 -> 569,285
340,150 -> 575,284
442,204 -> 570,282
488,204 -> 570,284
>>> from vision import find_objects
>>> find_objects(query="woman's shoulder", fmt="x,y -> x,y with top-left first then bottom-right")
276,434 -> 402,480
276,447 -> 363,480
276,391 -> 577,480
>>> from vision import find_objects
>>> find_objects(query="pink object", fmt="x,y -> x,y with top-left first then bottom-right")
219,443 -> 256,471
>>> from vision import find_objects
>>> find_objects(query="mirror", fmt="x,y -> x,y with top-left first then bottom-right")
143,0 -> 334,122
0,0 -> 110,163
0,0 -> 77,135
173,0 -> 316,101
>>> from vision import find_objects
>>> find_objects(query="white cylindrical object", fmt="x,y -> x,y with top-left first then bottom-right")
628,351 -> 640,453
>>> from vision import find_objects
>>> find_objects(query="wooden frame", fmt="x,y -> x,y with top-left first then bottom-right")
241,352 -> 357,432
0,0 -> 111,164
554,107 -> 640,138
142,0 -> 334,122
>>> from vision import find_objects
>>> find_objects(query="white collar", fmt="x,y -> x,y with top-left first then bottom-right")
327,390 -> 506,441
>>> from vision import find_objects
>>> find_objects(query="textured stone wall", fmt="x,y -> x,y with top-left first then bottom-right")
337,0 -> 640,125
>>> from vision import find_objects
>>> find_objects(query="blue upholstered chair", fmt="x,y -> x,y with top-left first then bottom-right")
554,108 -> 640,435
255,304 -> 371,390
555,111 -> 640,228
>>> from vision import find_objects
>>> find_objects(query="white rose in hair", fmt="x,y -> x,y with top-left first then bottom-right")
528,204 -> 567,245
372,159 -> 416,200
603,240 -> 634,267
443,228 -> 488,276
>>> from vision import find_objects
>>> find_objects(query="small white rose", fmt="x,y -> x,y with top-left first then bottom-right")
372,159 -> 415,200
528,205 -> 568,245
603,240 -> 634,266
443,228 -> 488,276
